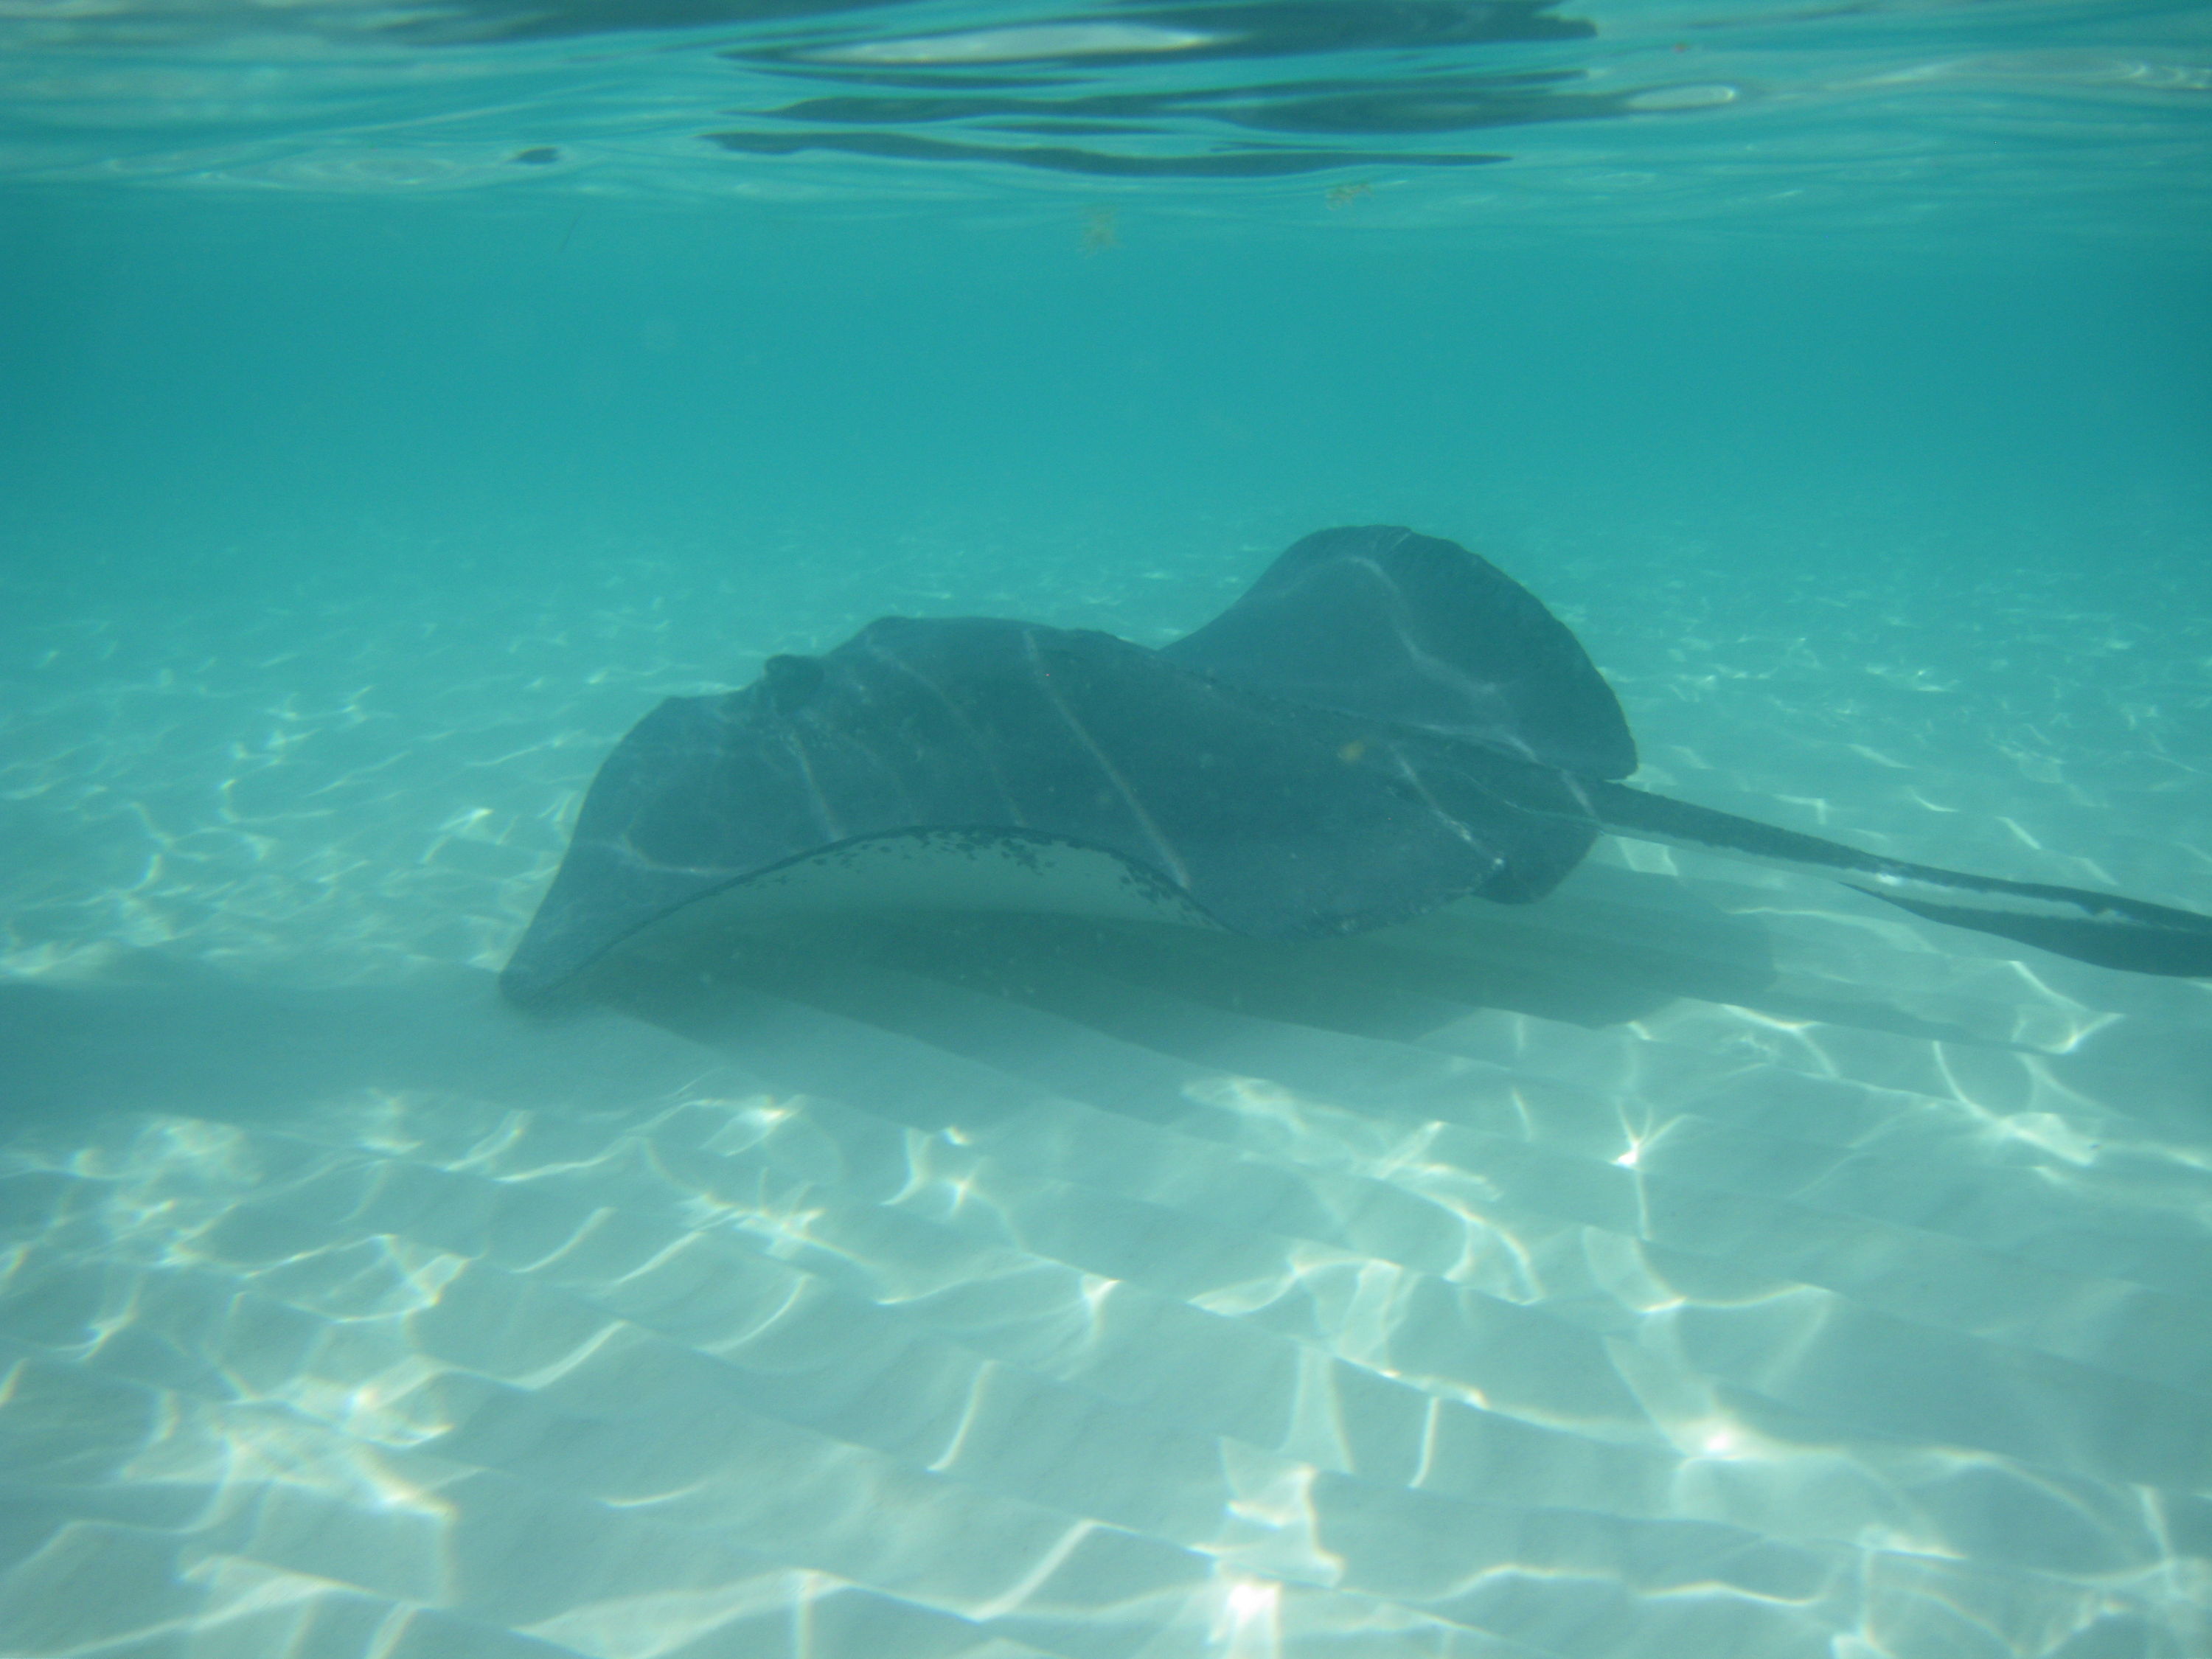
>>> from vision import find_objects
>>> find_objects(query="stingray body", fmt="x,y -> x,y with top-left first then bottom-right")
502,527 -> 2212,1003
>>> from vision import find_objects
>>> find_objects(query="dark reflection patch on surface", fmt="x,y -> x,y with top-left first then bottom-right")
761,70 -> 1618,139
396,0 -> 1621,182
408,0 -> 1595,54
746,67 -> 1091,92
763,95 -> 1147,125
1229,78 -> 1627,135
704,127 -> 1503,175
990,121 -> 1155,136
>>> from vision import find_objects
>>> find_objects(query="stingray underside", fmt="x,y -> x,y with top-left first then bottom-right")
501,530 -> 1632,1004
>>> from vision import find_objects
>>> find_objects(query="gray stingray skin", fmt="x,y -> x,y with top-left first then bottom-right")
504,526 -> 2212,1003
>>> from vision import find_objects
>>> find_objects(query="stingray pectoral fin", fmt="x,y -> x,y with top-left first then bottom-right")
1582,780 -> 2212,978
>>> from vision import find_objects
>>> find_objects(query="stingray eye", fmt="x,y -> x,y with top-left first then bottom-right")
761,654 -> 827,714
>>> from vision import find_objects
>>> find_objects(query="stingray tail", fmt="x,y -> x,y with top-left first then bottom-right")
1576,780 -> 2212,978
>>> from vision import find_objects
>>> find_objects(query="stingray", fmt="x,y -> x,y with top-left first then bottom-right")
501,526 -> 2212,1004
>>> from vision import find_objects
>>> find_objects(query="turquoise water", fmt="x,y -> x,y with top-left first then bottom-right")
3,2 -> 2211,1656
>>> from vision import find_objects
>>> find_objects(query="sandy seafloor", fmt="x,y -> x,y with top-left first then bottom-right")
1,512 -> 2209,1659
